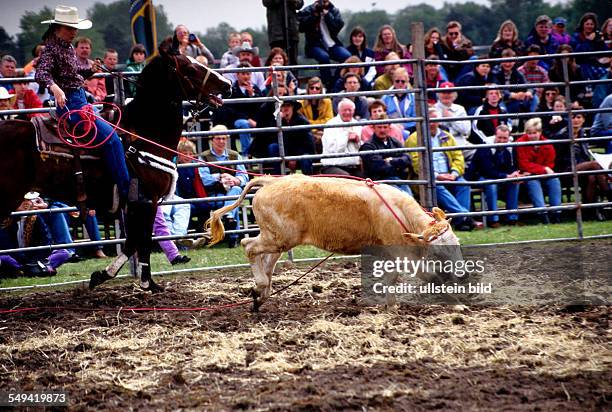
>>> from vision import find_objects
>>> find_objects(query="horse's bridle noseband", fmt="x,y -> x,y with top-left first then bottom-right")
171,55 -> 214,117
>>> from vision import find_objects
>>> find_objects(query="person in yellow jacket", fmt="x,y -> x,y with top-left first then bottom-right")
405,108 -> 477,231
299,76 -> 333,153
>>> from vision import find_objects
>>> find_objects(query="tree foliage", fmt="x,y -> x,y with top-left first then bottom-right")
0,27 -> 19,61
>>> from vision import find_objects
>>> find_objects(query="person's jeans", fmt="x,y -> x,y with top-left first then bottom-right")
482,180 -> 520,222
45,203 -> 75,255
234,119 -> 252,157
269,143 -> 313,175
385,176 -> 413,197
526,177 -> 562,215
59,88 -> 130,198
210,186 -> 243,241
161,198 -> 190,236
436,177 -> 471,213
305,44 -> 352,88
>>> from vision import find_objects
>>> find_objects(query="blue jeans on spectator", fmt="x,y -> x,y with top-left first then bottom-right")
234,119 -> 252,157
435,177 -> 471,214
482,180 -> 519,222
59,88 -> 130,198
268,143 -> 313,175
45,203 -> 75,255
385,176 -> 413,197
209,186 -> 242,242
161,198 -> 190,236
526,177 -> 562,217
306,45 -> 352,88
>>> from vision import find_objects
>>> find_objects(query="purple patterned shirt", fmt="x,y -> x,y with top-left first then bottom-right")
35,36 -> 89,91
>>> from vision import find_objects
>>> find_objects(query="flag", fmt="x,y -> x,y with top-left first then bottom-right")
130,0 -> 158,60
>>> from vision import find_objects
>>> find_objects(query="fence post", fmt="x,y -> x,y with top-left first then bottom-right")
562,56 -> 583,239
411,22 -> 435,208
273,70 -> 287,176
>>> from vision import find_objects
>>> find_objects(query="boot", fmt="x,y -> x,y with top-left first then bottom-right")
539,213 -> 550,225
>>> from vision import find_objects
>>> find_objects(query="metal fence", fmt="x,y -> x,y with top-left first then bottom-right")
1,38 -> 611,289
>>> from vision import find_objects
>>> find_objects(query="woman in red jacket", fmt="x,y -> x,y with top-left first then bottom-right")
516,117 -> 562,224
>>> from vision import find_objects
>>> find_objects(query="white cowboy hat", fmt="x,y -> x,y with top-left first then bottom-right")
231,41 -> 259,56
41,5 -> 92,30
0,87 -> 15,100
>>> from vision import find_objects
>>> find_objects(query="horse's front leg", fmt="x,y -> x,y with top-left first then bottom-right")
136,202 -> 163,293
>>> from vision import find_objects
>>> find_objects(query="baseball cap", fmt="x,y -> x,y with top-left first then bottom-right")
553,17 -> 567,26
535,15 -> 551,25
439,82 -> 455,89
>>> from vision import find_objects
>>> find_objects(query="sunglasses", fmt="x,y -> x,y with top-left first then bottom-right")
309,86 -> 321,90
448,31 -> 460,37
394,79 -> 407,84
545,92 -> 557,96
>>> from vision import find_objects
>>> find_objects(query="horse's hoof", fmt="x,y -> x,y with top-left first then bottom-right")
89,270 -> 112,290
142,279 -> 164,293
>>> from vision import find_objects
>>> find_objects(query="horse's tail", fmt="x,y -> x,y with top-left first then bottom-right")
205,176 -> 279,246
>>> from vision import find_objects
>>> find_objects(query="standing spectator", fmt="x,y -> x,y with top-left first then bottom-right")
361,100 -> 404,144
548,44 -> 588,105
346,26 -> 377,85
172,24 -> 215,64
373,24 -> 412,78
373,52 -> 400,91
471,86 -> 512,144
571,12 -> 607,80
440,21 -> 474,81
102,48 -> 119,98
270,100 -> 315,175
332,73 -> 368,120
524,15 -> 559,71
489,20 -> 525,59
551,17 -> 571,45
434,82 -> 472,159
11,80 -> 44,120
516,117 -> 562,224
455,58 -> 494,115
220,32 -> 241,68
240,32 -> 263,67
381,67 -> 416,136
517,45 -> 550,99
465,125 -> 523,227
0,55 -> 18,91
124,43 -> 146,98
360,113 -> 413,195
321,98 -> 363,176
263,0 -> 304,67
299,76 -> 333,152
406,108 -> 475,230
199,125 -> 250,248
297,0 -> 351,89
492,48 -> 537,114
223,42 -> 266,91
331,56 -> 370,92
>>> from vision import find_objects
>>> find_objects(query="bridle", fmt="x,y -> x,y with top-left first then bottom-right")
170,54 -> 216,119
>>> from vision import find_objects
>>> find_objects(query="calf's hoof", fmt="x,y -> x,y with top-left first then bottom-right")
89,270 -> 113,290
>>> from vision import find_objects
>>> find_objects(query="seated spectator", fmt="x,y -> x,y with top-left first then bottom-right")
160,198 -> 191,241
321,98 -> 363,176
537,86 -> 559,114
525,15 -> 559,71
331,56 -> 371,93
240,31 -> 263,67
263,47 -> 298,94
373,24 -> 412,78
199,125 -> 249,248
381,67 -> 416,135
346,26 -> 377,85
602,17 -> 612,50
406,108 -> 475,231
542,95 -> 568,137
489,19 -> 525,59
360,113 -> 412,195
0,55 -> 17,92
590,93 -> 612,153
425,57 -> 447,104
12,79 -> 45,119
220,32 -> 241,68
124,44 -> 146,98
251,81 -> 290,158
299,76 -> 333,152
373,52 -> 400,91
332,73 -> 368,120
223,42 -> 266,91
465,125 -> 523,227
516,117 -> 562,224
456,57 -> 494,115
549,109 -> 610,220
102,48 -> 119,99
440,21 -> 475,81
492,48 -> 537,114
361,100 -> 404,144
297,0 -> 351,89
0,87 -> 15,120
549,44 -> 589,106
551,17 -> 571,45
517,45 -> 550,99
270,100 -> 315,175
571,12 -> 607,81
175,139 -> 211,228
262,69 -> 294,97
172,24 -> 215,63
424,27 -> 448,63
23,44 -> 45,76
471,86 -> 512,144
433,82 -> 472,161
593,57 -> 612,108
214,63 -> 263,156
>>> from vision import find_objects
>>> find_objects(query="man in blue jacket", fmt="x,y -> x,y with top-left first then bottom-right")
298,0 -> 351,89
465,125 -> 523,227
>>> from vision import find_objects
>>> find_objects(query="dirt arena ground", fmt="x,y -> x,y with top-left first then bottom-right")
0,240 -> 610,411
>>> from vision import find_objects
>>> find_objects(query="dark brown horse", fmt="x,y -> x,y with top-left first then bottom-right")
0,39 -> 231,291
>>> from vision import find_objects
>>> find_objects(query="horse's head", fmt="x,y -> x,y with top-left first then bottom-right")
159,39 -> 231,108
